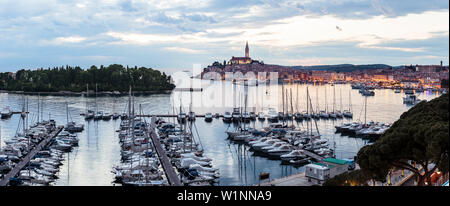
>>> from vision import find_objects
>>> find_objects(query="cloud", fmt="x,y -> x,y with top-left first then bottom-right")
163,47 -> 205,54
41,36 -> 87,45
0,0 -> 448,71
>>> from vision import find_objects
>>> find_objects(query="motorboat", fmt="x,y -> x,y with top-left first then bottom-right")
188,112 -> 196,121
64,121 -> 84,133
204,113 -> 213,122
343,110 -> 353,118
177,112 -> 187,123
280,150 -> 306,161
242,112 -> 251,122
223,112 -> 232,122
231,108 -> 241,122
112,113 -> 120,120
1,107 -> 13,119
329,112 -> 337,119
302,111 -> 311,120
233,134 -> 252,141
257,112 -> 265,121
335,110 -> 343,118
249,112 -> 256,120
403,94 -> 421,105
294,112 -> 303,121
102,112 -> 112,120
319,111 -> 329,118
260,141 -> 287,153
267,109 -> 279,122
267,145 -> 294,157
94,111 -> 103,120
251,139 -> 280,151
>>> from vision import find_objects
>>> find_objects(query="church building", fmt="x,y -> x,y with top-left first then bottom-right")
229,41 -> 252,65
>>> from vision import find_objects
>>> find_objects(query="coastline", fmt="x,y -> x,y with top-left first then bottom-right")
0,90 -> 173,96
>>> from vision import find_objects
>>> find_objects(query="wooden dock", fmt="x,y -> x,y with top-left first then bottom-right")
258,172 -> 318,186
149,116 -> 182,186
0,126 -> 63,186
138,114 -> 208,118
302,149 -> 325,161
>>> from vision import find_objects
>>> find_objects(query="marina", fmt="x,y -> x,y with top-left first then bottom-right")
0,80 -> 444,186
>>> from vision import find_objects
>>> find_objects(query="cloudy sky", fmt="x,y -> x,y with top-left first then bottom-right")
0,0 -> 448,73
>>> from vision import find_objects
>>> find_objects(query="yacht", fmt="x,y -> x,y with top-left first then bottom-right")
223,112 -> 232,122
335,110 -> 343,118
112,113 -> 120,120
257,112 -> 265,121
343,110 -> 353,118
403,94 -> 420,105
231,108 -> 241,122
280,150 -> 307,161
249,112 -> 256,120
188,111 -> 196,121
267,109 -> 279,122
242,111 -> 251,122
94,111 -> 103,120
84,110 -> 95,120
102,112 -> 112,120
1,107 -> 13,119
204,113 -> 213,122
267,145 -> 294,157
294,112 -> 303,121
177,112 -> 187,123
319,111 -> 329,118
302,111 -> 311,120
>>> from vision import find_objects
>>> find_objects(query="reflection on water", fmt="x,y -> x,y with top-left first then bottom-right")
0,80 -> 441,186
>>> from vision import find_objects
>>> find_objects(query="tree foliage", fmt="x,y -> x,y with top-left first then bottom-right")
0,64 -> 175,92
356,94 -> 449,186
323,170 -> 371,186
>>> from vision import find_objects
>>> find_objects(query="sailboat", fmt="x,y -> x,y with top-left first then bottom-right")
329,85 -> 337,118
319,86 -> 329,118
343,90 -> 353,118
312,87 -> 320,119
94,84 -> 103,120
84,84 -> 94,120
336,87 -> 344,118
64,101 -> 84,133
294,84 -> 303,121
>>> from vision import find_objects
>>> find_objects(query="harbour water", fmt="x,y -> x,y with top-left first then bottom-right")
0,78 -> 442,186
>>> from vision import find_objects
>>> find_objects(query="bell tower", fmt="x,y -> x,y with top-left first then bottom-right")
245,41 -> 249,58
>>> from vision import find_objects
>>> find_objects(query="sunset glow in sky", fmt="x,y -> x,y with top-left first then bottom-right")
0,0 -> 448,72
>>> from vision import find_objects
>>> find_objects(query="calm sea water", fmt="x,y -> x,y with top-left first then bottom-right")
0,78 -> 442,186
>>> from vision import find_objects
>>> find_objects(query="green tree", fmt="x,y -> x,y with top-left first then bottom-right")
356,94 -> 449,186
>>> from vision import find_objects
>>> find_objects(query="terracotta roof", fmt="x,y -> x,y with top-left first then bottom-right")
230,57 -> 251,60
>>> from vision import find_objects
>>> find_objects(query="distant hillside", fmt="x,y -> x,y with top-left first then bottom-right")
288,64 -> 393,72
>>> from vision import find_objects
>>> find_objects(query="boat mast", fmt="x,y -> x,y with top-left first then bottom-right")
324,85 -> 328,113
333,85 -> 335,113
86,83 -> 89,115
37,93 -> 40,123
316,87 -> 319,113
66,100 -> 69,124
306,87 -> 310,136
296,84 -> 299,113
282,84 -> 285,116
340,87 -> 343,112
349,90 -> 352,113
364,96 -> 367,125
290,88 -> 293,115
95,83 -> 98,114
